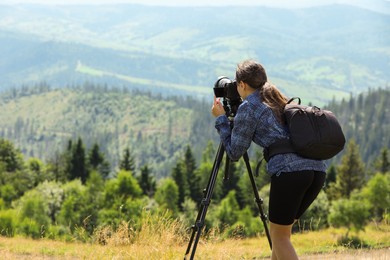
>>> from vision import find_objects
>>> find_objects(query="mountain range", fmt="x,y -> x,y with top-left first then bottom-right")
0,3 -> 389,104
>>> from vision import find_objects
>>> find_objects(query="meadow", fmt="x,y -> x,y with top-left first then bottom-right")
0,217 -> 388,259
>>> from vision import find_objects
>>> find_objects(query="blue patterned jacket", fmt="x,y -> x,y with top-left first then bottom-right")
215,90 -> 327,177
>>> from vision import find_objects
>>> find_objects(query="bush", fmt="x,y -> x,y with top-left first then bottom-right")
224,217 -> 265,239
0,209 -> 16,237
337,235 -> 370,249
0,184 -> 18,207
383,211 -> 389,225
238,206 -> 265,236
16,189 -> 51,228
299,190 -> 330,230
215,191 -> 239,229
328,194 -> 370,234
224,222 -> 246,238
360,173 -> 390,221
98,208 -> 122,229
46,225 -> 71,240
19,218 -> 44,239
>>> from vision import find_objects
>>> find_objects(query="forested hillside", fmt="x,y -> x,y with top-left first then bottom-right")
0,84 -> 216,178
326,87 -> 390,164
0,85 -> 389,179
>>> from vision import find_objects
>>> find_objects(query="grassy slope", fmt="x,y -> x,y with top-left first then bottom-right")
76,62 -> 210,96
0,224 -> 388,259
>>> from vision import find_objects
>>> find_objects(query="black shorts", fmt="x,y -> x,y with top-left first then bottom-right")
269,170 -> 326,225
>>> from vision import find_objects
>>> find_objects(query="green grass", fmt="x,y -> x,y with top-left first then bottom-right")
75,62 -> 211,96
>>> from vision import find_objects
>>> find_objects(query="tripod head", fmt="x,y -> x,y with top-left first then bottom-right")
222,98 -> 242,122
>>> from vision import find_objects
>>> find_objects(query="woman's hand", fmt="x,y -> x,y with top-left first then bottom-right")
211,96 -> 225,117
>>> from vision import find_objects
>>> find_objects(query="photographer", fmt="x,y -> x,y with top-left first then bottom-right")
211,59 -> 327,260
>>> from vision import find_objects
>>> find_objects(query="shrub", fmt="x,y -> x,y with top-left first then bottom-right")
360,173 -> 390,221
0,209 -> 16,237
19,218 -> 44,239
46,224 -> 71,240
237,206 -> 265,236
13,189 -> 51,238
299,190 -> 330,230
337,235 -> 370,249
328,194 -> 370,235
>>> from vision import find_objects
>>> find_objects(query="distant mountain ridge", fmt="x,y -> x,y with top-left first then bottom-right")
0,4 -> 389,104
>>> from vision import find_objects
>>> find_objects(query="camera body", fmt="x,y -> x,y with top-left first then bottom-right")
213,76 -> 242,118
213,76 -> 240,101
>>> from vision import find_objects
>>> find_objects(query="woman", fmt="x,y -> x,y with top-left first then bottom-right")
211,59 -> 327,260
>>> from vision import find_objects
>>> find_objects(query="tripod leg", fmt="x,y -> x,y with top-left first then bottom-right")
184,142 -> 225,260
243,152 -> 272,250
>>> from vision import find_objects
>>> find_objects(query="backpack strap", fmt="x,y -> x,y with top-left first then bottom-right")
262,97 -> 301,162
263,139 -> 295,162
287,97 -> 301,105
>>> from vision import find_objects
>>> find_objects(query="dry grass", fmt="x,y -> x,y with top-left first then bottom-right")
0,217 -> 389,259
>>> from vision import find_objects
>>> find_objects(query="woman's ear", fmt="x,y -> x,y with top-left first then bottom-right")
241,82 -> 249,90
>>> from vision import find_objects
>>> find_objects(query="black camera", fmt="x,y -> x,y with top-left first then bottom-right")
213,76 -> 242,118
213,76 -> 241,101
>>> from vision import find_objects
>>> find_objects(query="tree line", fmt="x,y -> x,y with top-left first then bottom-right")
326,87 -> 390,163
0,135 -> 388,242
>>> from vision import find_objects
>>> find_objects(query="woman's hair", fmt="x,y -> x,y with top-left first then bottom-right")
260,82 -> 289,123
235,59 -> 267,89
236,59 -> 289,123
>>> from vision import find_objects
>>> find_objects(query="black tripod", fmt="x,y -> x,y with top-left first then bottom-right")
184,141 -> 272,259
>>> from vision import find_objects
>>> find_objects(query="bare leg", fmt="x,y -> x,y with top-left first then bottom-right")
270,221 -> 298,260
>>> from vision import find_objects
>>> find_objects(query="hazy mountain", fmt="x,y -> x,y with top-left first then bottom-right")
0,4 -> 389,104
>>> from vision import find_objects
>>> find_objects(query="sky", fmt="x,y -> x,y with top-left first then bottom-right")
2,0 -> 389,8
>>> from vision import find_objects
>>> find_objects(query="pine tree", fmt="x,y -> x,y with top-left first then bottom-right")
88,143 -> 104,169
331,139 -> 365,199
171,161 -> 188,210
46,150 -> 68,183
183,145 -> 202,203
67,139 -> 72,152
325,164 -> 337,188
69,138 -> 88,184
119,147 -> 135,172
201,141 -> 215,164
374,148 -> 390,174
88,143 -> 110,179
0,138 -> 25,172
64,139 -> 73,180
138,165 -> 156,197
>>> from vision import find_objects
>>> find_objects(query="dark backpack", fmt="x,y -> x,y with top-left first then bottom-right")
263,97 -> 346,161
